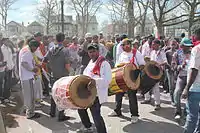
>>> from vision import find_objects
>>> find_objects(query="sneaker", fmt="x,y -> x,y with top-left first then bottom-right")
141,100 -> 151,104
175,115 -> 181,120
131,116 -> 139,124
108,111 -> 122,117
155,105 -> 161,111
76,126 -> 95,133
4,99 -> 10,103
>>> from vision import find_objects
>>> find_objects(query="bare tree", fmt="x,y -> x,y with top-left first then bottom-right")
106,0 -> 127,35
136,0 -> 150,36
0,0 -> 18,30
70,0 -> 103,36
181,0 -> 200,36
36,0 -> 58,34
149,0 -> 187,36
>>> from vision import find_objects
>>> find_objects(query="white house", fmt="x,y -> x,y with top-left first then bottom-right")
6,21 -> 27,37
27,21 -> 44,34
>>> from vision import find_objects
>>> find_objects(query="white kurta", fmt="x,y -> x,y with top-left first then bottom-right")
118,50 -> 145,67
83,59 -> 112,104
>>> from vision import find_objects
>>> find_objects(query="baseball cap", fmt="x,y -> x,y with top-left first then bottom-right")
87,43 -> 99,50
181,38 -> 193,47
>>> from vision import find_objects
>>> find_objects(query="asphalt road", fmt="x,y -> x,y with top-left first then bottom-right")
4,91 -> 184,133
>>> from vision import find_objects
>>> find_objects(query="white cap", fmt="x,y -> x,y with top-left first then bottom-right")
85,33 -> 92,38
133,39 -> 139,44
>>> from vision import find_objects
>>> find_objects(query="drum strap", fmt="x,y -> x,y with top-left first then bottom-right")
92,56 -> 106,76
130,48 -> 137,67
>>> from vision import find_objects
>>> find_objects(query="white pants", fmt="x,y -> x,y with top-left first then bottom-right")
34,77 -> 43,100
144,82 -> 160,105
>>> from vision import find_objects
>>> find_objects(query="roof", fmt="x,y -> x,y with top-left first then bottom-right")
7,21 -> 26,28
27,21 -> 43,27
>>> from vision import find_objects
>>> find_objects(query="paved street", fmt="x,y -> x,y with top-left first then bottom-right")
3,91 -> 184,133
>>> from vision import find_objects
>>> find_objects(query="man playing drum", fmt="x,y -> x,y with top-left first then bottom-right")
109,39 -> 145,123
77,43 -> 112,133
141,39 -> 168,110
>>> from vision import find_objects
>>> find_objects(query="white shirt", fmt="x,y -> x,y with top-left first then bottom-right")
150,49 -> 167,64
115,41 -> 123,66
187,45 -> 200,92
83,59 -> 112,104
19,46 -> 35,81
1,44 -> 14,70
118,50 -> 145,67
141,41 -> 151,57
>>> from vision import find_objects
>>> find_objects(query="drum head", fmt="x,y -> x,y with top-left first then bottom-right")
123,64 -> 140,90
144,61 -> 163,80
69,75 -> 97,108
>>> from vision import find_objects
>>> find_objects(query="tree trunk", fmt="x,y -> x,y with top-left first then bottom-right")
156,22 -> 164,38
127,0 -> 134,37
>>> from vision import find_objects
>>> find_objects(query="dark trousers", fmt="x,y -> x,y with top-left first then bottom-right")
115,90 -> 139,117
50,96 -> 65,119
49,77 -> 65,119
0,72 -> 5,100
42,74 -> 49,95
3,70 -> 12,99
78,97 -> 107,133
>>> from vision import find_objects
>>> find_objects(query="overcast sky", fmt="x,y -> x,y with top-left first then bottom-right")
7,0 -> 111,27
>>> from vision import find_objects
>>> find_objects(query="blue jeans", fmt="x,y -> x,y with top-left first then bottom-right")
174,76 -> 187,115
184,92 -> 200,133
166,69 -> 175,103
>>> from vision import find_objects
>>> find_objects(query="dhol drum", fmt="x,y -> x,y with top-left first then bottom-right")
108,63 -> 141,96
139,61 -> 163,94
52,75 -> 97,110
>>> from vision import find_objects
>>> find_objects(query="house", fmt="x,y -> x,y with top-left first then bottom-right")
76,15 -> 98,36
50,15 -> 77,37
27,21 -> 44,34
135,17 -> 154,36
6,21 -> 27,37
101,21 -> 127,36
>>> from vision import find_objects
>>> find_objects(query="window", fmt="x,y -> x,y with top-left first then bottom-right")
92,27 -> 95,31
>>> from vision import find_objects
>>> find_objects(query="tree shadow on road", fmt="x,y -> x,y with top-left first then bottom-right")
123,118 -> 183,133
103,102 -> 130,114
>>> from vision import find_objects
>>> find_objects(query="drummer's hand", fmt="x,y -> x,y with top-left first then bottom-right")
87,79 -> 96,90
139,65 -> 145,70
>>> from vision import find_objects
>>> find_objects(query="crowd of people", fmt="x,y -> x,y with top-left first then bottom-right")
0,28 -> 200,133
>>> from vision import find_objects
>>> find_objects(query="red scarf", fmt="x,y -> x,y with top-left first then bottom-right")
130,48 -> 137,67
92,56 -> 106,76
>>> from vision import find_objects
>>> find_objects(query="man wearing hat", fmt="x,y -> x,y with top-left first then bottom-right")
182,28 -> 200,133
19,39 -> 41,119
78,33 -> 93,74
77,43 -> 112,133
109,38 -> 145,123
115,34 -> 128,66
172,38 -> 192,120
142,39 -> 168,110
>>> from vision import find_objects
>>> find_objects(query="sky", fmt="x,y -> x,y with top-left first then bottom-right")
7,0 -> 111,27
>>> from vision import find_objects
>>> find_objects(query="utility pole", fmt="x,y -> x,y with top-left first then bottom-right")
61,0 -> 64,33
